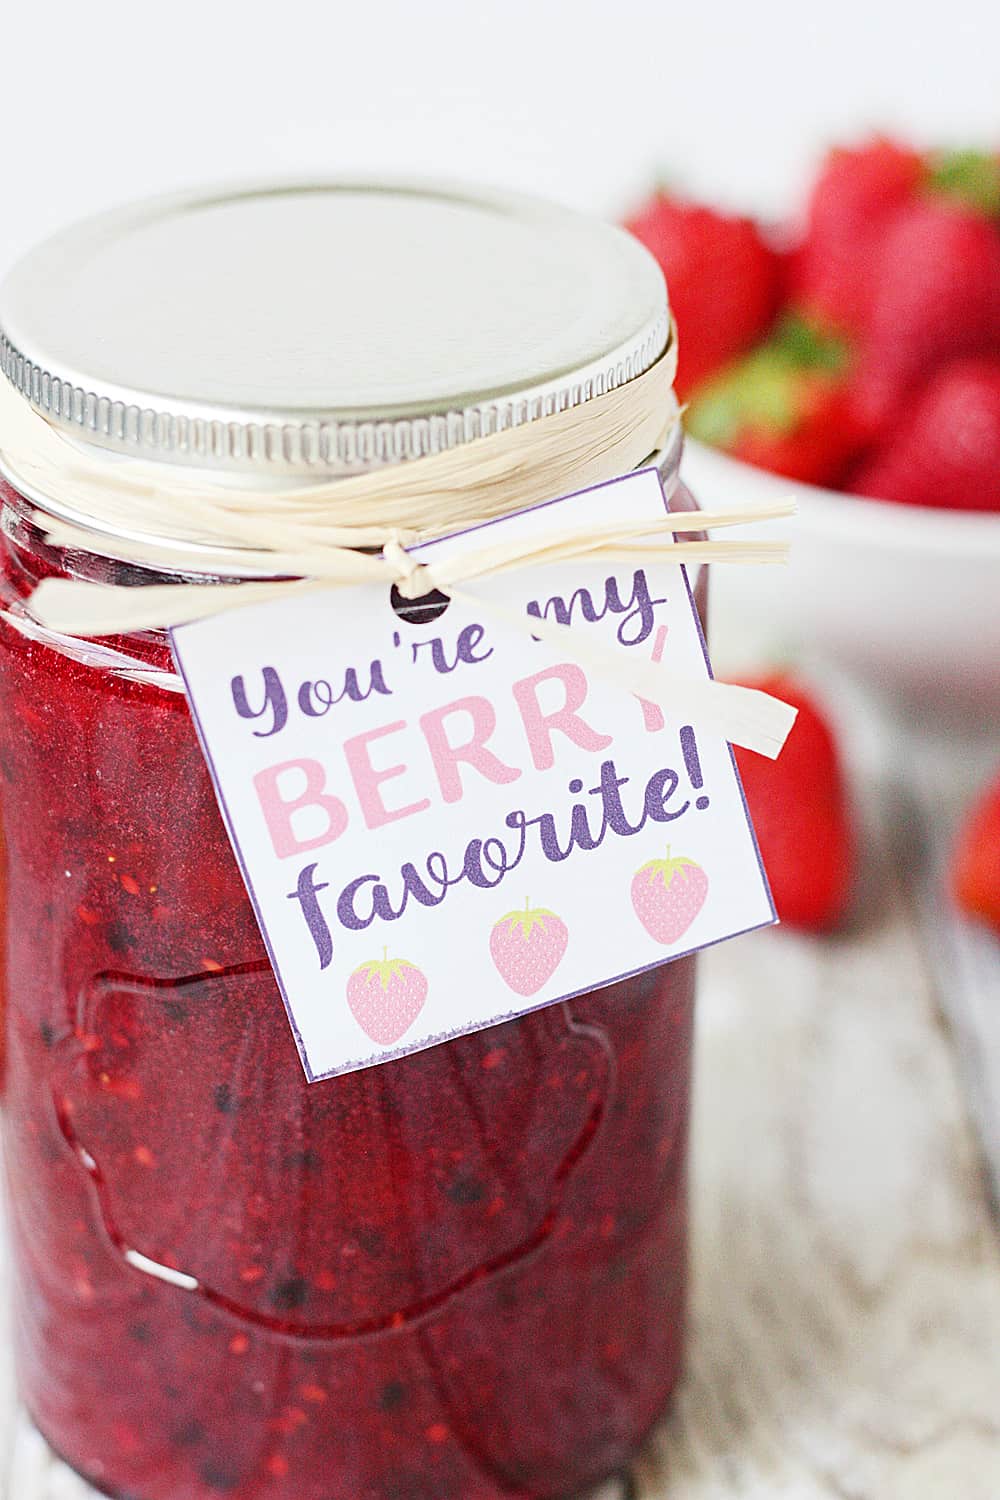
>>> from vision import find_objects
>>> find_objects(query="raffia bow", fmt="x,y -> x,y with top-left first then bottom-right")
0,346 -> 798,758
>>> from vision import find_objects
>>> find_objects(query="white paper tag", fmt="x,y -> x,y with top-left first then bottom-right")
170,469 -> 775,1081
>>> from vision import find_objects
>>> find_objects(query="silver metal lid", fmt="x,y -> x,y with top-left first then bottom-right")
0,180 -> 669,475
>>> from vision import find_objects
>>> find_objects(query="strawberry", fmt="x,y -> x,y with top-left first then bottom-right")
791,136 -> 925,333
685,312 -> 863,486
847,358 -> 1000,511
630,851 -> 708,946
951,770 -> 1000,935
489,902 -> 568,997
624,192 -> 783,398
346,953 -> 428,1046
732,674 -> 853,931
850,197 -> 1000,434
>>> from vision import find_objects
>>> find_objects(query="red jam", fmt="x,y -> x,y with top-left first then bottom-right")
0,482 -> 701,1500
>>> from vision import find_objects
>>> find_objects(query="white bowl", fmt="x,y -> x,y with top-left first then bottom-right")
681,437 -> 1000,728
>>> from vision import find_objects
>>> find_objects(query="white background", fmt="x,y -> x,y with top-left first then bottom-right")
2,0 -> 997,275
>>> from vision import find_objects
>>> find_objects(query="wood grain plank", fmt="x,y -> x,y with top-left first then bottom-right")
896,753 -> 1000,1210
635,809 -> 1000,1498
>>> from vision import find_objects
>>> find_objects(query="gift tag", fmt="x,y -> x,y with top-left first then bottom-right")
171,469 -> 775,1081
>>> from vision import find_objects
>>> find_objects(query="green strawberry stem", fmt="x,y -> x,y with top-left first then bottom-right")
770,313 -> 851,372
686,313 -> 851,446
354,953 -> 420,989
928,149 -> 1000,217
497,900 -> 561,938
637,848 -> 703,886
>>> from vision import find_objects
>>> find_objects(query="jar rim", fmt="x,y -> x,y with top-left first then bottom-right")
0,178 -> 670,477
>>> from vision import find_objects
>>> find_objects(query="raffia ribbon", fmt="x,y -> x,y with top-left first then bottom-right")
0,345 -> 799,758
0,342 -> 683,558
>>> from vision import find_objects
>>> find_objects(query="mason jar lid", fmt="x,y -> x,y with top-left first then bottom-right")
0,180 -> 670,476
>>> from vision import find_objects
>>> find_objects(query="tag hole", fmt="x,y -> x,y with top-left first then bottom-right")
390,585 -> 451,625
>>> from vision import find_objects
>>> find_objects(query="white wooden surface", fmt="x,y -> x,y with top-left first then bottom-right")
3,798 -> 999,1499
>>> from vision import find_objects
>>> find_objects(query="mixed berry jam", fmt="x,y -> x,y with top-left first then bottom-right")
0,481 -> 700,1500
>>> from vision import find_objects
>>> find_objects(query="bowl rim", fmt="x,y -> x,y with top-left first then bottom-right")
682,436 -> 1000,559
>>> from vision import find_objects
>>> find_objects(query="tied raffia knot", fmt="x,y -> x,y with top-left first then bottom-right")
383,538 -> 437,601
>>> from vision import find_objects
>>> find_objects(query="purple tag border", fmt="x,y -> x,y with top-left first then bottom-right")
170,466 -> 777,1083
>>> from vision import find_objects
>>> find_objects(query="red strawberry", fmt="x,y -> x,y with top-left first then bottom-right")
951,770 -> 1000,935
346,953 -> 428,1046
847,358 -> 1000,511
850,198 -> 1000,434
685,313 -> 864,486
791,136 -> 925,332
733,674 -> 853,931
630,851 -> 708,945
489,902 -> 568,997
624,192 -> 783,398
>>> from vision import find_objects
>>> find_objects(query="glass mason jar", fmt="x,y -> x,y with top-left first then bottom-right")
0,183 -> 703,1500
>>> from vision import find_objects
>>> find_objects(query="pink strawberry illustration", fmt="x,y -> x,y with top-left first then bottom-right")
346,951 -> 428,1046
490,900 -> 569,997
631,849 -> 709,945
